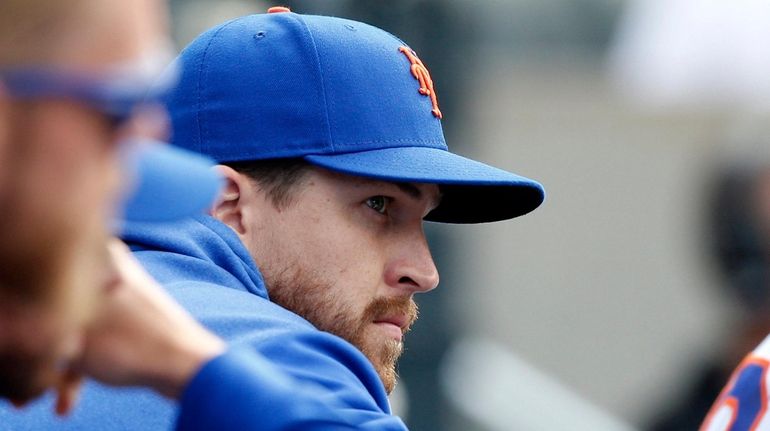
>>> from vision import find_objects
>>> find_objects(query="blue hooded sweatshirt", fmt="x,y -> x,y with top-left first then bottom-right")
0,216 -> 408,430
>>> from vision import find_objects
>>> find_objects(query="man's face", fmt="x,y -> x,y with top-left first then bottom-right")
240,167 -> 441,393
0,0 -> 168,402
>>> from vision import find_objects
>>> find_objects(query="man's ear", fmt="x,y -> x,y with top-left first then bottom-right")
210,165 -> 250,235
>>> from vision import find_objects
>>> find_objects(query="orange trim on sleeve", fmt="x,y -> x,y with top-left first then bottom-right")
700,356 -> 770,431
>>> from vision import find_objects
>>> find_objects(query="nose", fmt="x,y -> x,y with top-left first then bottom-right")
384,230 -> 440,294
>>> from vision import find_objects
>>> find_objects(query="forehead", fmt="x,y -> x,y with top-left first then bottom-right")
54,0 -> 168,70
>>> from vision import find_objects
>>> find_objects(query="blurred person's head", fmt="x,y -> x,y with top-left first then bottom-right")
708,159 -> 770,315
0,0 -> 169,403
706,154 -> 770,364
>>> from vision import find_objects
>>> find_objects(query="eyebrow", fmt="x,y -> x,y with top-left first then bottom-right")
395,182 -> 422,200
347,173 -> 442,209
395,182 -> 443,210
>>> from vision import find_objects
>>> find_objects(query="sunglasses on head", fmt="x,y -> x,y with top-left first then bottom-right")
0,48 -> 178,129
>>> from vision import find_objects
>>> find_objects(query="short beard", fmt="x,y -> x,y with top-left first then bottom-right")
266,266 -> 417,394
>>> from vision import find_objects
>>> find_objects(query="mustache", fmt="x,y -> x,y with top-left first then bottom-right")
363,296 -> 418,334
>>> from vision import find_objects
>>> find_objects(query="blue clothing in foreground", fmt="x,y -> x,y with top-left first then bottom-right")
0,216 -> 407,430
176,347 -> 357,430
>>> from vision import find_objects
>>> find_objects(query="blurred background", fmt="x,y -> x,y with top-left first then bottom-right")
168,1 -> 770,430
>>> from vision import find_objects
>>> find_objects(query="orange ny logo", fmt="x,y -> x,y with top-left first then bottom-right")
399,46 -> 443,119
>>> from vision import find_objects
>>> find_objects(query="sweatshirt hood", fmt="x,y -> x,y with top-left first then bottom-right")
121,215 -> 268,299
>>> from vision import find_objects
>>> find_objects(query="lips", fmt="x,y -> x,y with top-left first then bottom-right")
366,297 -> 418,342
372,313 -> 413,342
373,314 -> 409,333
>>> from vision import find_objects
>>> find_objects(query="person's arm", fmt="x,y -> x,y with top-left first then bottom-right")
71,241 -> 225,399
177,347 -> 357,431
175,336 -> 410,431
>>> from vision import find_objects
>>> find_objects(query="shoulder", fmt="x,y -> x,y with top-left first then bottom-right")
178,346 -> 407,431
165,279 -> 315,340
246,328 -> 387,397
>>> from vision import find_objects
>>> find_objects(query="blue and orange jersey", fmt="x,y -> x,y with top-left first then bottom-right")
702,336 -> 770,431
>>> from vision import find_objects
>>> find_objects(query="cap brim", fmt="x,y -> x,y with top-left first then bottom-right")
305,147 -> 545,224
119,140 -> 222,223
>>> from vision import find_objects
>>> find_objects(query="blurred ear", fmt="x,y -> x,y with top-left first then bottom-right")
210,165 -> 249,235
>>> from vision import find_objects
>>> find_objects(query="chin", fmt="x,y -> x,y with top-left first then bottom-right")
364,337 -> 403,394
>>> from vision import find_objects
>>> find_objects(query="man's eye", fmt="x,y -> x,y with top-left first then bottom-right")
365,196 -> 390,214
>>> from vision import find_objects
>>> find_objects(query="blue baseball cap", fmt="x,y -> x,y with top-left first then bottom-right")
166,8 -> 544,223
119,140 -> 222,223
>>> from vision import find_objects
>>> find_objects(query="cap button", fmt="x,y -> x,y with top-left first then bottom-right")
267,6 -> 291,13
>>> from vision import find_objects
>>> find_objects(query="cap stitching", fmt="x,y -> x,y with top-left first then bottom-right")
216,140 -> 447,162
293,15 -> 335,153
197,20 -> 240,155
331,138 -> 446,146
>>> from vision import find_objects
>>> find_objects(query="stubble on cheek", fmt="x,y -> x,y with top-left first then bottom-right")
267,267 -> 418,394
